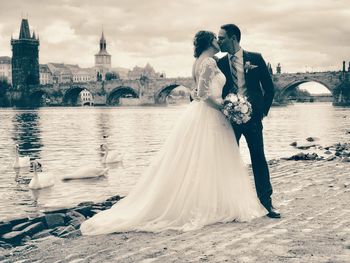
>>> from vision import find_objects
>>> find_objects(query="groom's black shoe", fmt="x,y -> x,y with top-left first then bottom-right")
266,207 -> 281,219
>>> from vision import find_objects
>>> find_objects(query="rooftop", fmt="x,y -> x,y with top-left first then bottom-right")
0,56 -> 11,63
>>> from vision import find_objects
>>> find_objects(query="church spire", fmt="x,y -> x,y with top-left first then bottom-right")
100,29 -> 106,51
19,18 -> 31,39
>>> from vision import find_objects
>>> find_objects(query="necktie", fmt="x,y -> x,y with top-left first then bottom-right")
230,55 -> 239,93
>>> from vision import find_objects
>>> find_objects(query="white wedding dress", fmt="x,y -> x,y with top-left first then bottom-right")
80,57 -> 266,235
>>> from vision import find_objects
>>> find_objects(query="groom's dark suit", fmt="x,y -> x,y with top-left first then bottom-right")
217,50 -> 275,210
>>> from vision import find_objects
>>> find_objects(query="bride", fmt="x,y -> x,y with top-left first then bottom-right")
80,31 -> 266,235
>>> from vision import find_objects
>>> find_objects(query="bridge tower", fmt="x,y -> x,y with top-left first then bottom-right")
11,18 -> 40,90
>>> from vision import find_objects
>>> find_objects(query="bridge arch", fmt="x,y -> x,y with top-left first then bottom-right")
281,78 -> 332,96
29,90 -> 51,107
63,86 -> 91,106
155,84 -> 191,104
107,86 -> 139,105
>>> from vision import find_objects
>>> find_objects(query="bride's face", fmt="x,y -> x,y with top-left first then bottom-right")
211,38 -> 220,53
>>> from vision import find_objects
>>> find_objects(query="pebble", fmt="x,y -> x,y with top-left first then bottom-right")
306,137 -> 319,142
341,157 -> 350,162
290,141 -> 297,147
296,144 -> 317,150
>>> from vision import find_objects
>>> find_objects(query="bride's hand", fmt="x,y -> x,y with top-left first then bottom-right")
190,89 -> 200,102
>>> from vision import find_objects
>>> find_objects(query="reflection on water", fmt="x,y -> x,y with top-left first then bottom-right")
0,103 -> 349,220
97,111 -> 111,140
12,111 -> 43,161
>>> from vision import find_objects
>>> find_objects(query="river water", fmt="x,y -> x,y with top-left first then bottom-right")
0,102 -> 349,220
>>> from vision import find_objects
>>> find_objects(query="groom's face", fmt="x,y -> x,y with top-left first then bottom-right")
218,29 -> 234,53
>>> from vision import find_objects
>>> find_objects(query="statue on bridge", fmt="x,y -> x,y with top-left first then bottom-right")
276,63 -> 281,74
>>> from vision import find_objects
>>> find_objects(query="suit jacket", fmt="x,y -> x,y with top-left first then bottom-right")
217,50 -> 275,121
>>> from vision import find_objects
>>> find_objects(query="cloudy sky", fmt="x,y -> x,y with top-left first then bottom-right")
0,0 -> 349,78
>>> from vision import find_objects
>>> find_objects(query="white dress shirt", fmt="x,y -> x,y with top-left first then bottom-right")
229,48 -> 246,95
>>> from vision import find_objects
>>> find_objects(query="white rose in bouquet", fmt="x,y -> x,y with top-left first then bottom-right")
241,104 -> 249,114
242,116 -> 250,123
228,94 -> 238,103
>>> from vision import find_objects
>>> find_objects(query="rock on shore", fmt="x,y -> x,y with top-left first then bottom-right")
286,142 -> 350,162
0,195 -> 123,248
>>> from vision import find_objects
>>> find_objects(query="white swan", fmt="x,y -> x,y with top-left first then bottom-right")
13,144 -> 31,168
61,166 -> 109,181
29,161 -> 55,190
100,144 -> 123,164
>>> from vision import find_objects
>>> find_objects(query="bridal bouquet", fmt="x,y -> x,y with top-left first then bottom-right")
221,93 -> 252,124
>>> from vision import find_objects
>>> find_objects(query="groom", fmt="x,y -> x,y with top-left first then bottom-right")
217,23 -> 280,218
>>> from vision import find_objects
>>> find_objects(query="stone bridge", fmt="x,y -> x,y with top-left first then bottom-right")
272,71 -> 349,101
22,70 -> 350,106
27,78 -> 194,106
272,71 -> 350,105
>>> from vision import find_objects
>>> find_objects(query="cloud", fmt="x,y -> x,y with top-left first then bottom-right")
0,0 -> 349,76
41,21 -> 77,44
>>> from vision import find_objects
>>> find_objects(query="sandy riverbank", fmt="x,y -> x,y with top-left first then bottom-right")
1,160 -> 349,262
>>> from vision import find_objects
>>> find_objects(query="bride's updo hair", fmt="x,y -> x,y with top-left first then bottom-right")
193,31 -> 216,58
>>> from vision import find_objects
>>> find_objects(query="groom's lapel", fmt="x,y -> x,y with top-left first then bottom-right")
243,50 -> 252,88
243,50 -> 249,78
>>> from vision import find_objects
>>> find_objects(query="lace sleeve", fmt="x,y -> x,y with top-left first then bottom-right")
197,57 -> 219,100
